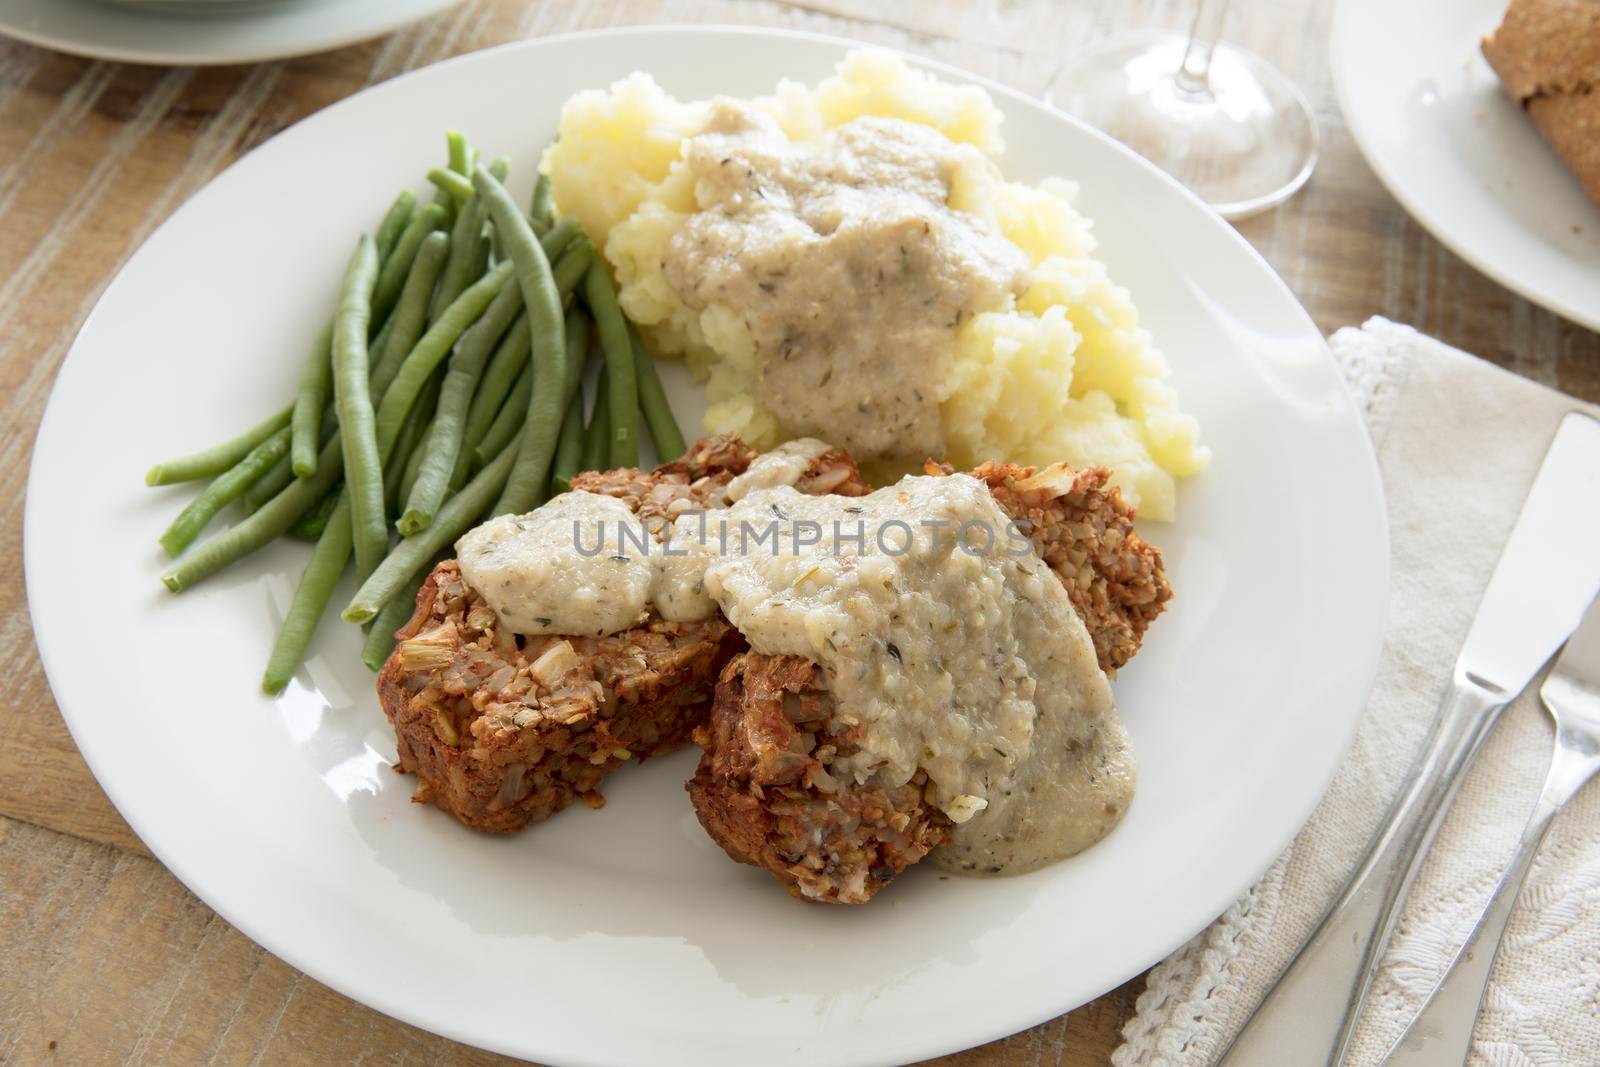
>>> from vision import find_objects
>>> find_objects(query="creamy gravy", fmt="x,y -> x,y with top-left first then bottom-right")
456,493 -> 654,638
662,102 -> 1028,463
721,438 -> 831,502
456,441 -> 835,636
695,475 -> 1133,875
458,470 -> 1134,876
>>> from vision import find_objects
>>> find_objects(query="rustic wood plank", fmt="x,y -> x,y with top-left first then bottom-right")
0,815 -> 523,1066
1,0 -> 1597,1063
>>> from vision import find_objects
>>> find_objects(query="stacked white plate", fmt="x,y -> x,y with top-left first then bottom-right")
1332,0 -> 1600,330
0,0 -> 460,65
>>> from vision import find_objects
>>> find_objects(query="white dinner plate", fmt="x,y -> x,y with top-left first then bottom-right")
1332,0 -> 1600,331
25,27 -> 1388,1067
0,0 -> 459,66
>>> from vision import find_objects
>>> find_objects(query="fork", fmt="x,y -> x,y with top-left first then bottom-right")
1382,592 -> 1600,1065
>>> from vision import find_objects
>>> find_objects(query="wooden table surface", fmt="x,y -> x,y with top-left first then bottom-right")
1,1 -> 1596,1064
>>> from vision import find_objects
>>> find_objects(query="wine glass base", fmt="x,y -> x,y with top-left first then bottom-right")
1048,33 -> 1319,220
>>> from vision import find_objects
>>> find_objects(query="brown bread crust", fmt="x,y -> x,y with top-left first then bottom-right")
1483,0 -> 1600,205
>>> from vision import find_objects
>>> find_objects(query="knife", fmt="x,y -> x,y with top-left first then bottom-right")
1218,410 -> 1600,1067
1382,590 -> 1600,1065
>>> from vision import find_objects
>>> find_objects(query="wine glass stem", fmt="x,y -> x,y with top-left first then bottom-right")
1176,0 -> 1232,97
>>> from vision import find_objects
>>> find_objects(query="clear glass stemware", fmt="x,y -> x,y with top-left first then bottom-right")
1048,0 -> 1319,220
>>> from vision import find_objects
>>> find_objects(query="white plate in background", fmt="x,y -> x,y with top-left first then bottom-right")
25,27 -> 1388,1066
1332,0 -> 1600,331
0,0 -> 459,66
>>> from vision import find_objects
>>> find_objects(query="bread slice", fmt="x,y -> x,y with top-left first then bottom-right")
1482,0 -> 1600,206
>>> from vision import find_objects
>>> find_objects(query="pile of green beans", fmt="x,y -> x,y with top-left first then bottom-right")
146,131 -> 687,693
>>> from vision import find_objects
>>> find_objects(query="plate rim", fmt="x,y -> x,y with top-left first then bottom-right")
0,0 -> 462,66
1329,0 -> 1600,332
24,23 -> 1391,1065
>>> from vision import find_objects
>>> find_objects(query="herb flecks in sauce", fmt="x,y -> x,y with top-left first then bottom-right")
663,102 -> 1028,463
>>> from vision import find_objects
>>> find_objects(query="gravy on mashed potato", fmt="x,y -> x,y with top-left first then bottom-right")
664,101 -> 1029,463
546,50 -> 1210,520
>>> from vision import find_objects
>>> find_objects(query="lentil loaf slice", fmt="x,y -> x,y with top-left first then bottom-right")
950,459 -> 1170,674
689,653 -> 954,904
381,562 -> 743,833
377,435 -> 872,834
688,461 -> 1169,902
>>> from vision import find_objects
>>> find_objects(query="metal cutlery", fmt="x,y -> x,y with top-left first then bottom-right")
1218,410 -> 1600,1067
1382,590 -> 1600,1065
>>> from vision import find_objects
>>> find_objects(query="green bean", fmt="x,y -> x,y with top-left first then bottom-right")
385,370 -> 441,517
473,167 -> 568,516
261,230 -> 448,678
412,219 -> 569,403
456,254 -> 525,359
550,380 -> 585,494
265,238 -> 440,504
359,559 -> 435,671
168,180 -> 450,600
426,166 -> 473,206
396,366 -> 446,503
157,426 -> 291,557
289,322 -> 334,477
431,192 -> 489,324
368,314 -> 395,385
448,433 -> 474,491
243,450 -> 294,513
248,289 -> 397,512
560,309 -> 591,390
492,217 -> 588,287
374,189 -> 416,264
538,217 -> 581,263
486,157 -> 514,259
446,130 -> 471,176
287,484 -> 340,542
374,258 -> 515,461
630,328 -> 686,461
243,267 -> 402,514
261,493 -> 353,694
582,261 -> 639,470
342,439 -> 519,623
371,201 -> 448,327
399,414 -> 433,509
472,362 -> 533,470
543,309 -> 593,492
550,238 -> 594,296
530,172 -> 554,230
161,435 -> 344,592
331,234 -> 386,583
261,308 -> 436,677
371,231 -> 449,399
460,313 -> 531,475
146,403 -> 291,486
292,210 -> 419,480
580,367 -> 612,475
399,280 -> 527,534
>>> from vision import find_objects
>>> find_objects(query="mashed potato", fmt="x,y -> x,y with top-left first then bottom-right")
547,50 -> 1207,520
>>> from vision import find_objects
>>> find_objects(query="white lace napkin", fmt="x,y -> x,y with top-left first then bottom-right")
1113,318 -> 1600,1067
